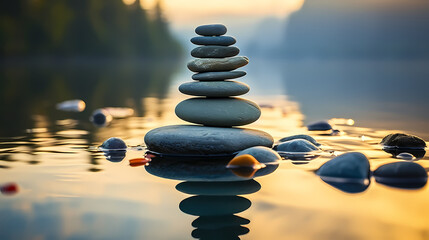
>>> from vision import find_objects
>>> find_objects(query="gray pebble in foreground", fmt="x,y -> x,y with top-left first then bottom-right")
307,121 -> 332,131
191,36 -> 236,46
236,146 -> 281,164
374,162 -> 427,179
316,152 -> 370,179
179,81 -> 249,97
279,134 -> 320,146
144,125 -> 274,155
195,24 -> 227,36
191,46 -> 239,58
192,71 -> 246,81
187,56 -> 249,73
275,139 -> 319,152
175,97 -> 260,127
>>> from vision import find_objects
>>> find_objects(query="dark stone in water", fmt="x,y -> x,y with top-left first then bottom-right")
195,24 -> 227,36
192,71 -> 246,81
373,162 -> 428,189
103,150 -> 126,163
275,139 -> 319,152
279,134 -> 320,146
380,133 -> 426,148
307,121 -> 332,131
91,109 -> 112,127
101,137 -> 127,150
192,215 -> 250,229
316,152 -> 370,179
176,180 -> 261,196
187,56 -> 249,73
191,46 -> 239,58
179,195 -> 251,216
191,36 -> 236,46
178,81 -> 249,97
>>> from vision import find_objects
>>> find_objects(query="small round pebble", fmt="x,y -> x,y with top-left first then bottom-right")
307,121 -> 332,131
236,146 -> 281,163
279,134 -> 320,146
101,137 -> 127,150
195,24 -> 227,36
275,139 -> 319,152
91,109 -> 112,127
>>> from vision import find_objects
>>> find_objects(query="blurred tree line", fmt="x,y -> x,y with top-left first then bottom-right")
0,0 -> 182,58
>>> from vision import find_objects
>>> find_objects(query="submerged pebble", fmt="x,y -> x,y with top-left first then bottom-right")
307,121 -> 332,131
316,152 -> 370,179
0,183 -> 18,195
235,146 -> 281,164
101,137 -> 127,150
373,162 -> 428,189
56,99 -> 86,112
275,139 -> 320,152
227,154 -> 264,169
279,134 -> 320,146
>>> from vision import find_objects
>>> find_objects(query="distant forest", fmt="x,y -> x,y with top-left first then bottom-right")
0,0 -> 182,58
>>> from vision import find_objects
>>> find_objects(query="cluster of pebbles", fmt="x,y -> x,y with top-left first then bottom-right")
144,24 -> 273,156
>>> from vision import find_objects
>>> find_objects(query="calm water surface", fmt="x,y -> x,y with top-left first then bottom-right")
0,59 -> 428,240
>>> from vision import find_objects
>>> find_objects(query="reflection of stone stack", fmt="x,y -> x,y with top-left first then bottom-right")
144,24 -> 273,156
177,180 -> 261,239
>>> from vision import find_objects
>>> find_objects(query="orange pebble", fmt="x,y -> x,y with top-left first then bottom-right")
129,158 -> 151,167
226,154 -> 264,169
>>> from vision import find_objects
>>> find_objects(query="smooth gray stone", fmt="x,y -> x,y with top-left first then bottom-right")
279,134 -> 320,146
195,24 -> 227,36
179,81 -> 249,97
191,46 -> 239,58
191,36 -> 236,46
373,162 -> 428,189
316,152 -> 370,179
380,133 -> 426,148
100,137 -> 127,150
144,125 -> 273,155
275,139 -> 320,152
192,71 -> 246,81
307,121 -> 332,131
179,195 -> 251,216
175,97 -> 260,126
187,57 -> 249,73
176,180 -> 261,196
236,146 -> 281,164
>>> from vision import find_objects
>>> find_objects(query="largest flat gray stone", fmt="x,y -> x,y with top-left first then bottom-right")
144,125 -> 274,155
187,57 -> 249,72
175,97 -> 261,126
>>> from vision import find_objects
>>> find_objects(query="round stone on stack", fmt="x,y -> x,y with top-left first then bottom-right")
191,46 -> 239,58
195,24 -> 227,36
187,56 -> 249,72
192,71 -> 246,81
179,81 -> 249,97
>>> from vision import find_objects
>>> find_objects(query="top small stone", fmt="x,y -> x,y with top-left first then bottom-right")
195,24 -> 227,36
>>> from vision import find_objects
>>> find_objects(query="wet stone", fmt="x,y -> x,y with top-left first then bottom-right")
187,56 -> 249,73
235,146 -> 282,164
316,152 -> 370,179
191,46 -> 239,58
192,71 -> 246,81
175,180 -> 261,196
191,36 -> 236,46
179,195 -> 251,216
380,133 -> 426,148
144,125 -> 274,155
373,162 -> 428,188
178,81 -> 249,97
175,97 -> 260,127
307,121 -> 332,131
275,139 -> 319,152
195,24 -> 227,36
279,134 -> 320,146
100,137 -> 127,150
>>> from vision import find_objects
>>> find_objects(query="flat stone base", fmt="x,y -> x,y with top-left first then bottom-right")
144,125 -> 273,155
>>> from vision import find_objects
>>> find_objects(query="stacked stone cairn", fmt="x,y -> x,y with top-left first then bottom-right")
144,24 -> 273,156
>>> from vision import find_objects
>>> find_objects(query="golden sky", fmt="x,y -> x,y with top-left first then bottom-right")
124,0 -> 305,26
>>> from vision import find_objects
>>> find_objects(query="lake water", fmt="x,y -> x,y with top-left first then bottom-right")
0,58 -> 428,240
